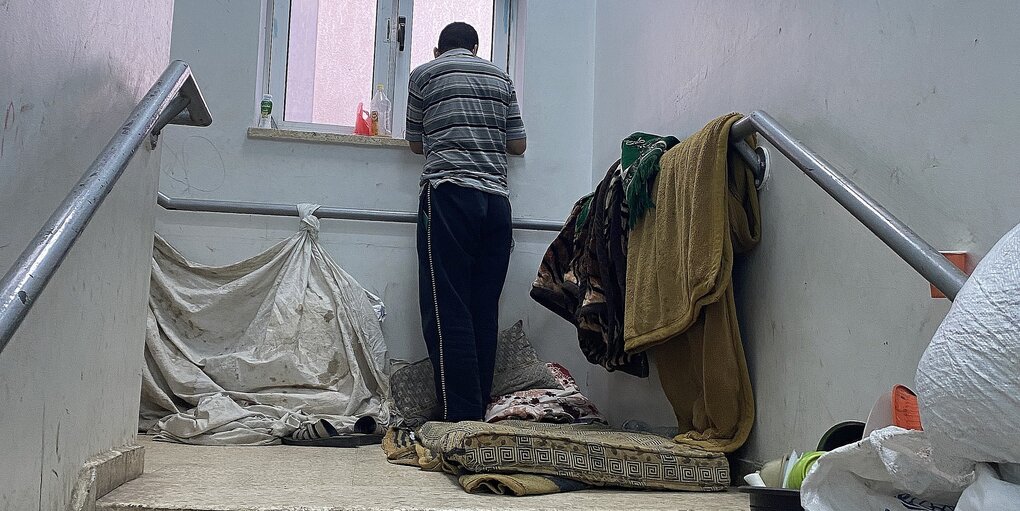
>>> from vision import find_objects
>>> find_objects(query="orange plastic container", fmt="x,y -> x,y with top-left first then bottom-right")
892,384 -> 922,431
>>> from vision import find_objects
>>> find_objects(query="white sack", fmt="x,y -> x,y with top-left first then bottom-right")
956,463 -> 1020,511
801,427 -> 970,511
140,204 -> 392,445
916,223 -> 1020,465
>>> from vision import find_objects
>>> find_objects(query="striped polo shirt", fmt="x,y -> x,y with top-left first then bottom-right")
406,48 -> 526,197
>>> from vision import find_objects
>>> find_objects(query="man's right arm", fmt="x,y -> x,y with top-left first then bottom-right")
505,84 -> 526,155
406,75 -> 425,155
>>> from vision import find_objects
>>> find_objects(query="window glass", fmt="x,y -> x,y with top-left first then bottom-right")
270,0 -> 506,130
285,0 -> 379,125
410,0 -> 494,71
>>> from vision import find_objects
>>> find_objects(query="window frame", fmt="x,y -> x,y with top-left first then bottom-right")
261,0 -> 515,139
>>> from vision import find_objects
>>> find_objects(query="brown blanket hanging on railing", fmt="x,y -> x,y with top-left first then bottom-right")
624,113 -> 761,453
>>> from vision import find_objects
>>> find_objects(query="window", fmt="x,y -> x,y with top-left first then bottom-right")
264,0 -> 514,138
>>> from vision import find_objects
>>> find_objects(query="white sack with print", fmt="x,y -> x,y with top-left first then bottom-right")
801,427 -> 969,511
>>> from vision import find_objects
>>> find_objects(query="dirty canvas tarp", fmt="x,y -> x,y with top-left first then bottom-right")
139,205 -> 393,445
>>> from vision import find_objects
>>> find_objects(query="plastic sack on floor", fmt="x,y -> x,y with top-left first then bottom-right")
916,222 -> 1020,466
139,204 -> 392,445
800,427 -> 970,511
956,463 -> 1020,511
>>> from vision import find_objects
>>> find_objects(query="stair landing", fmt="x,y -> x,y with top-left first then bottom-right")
98,435 -> 748,511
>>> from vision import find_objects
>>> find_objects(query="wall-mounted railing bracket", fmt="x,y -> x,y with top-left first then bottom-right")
149,94 -> 191,149
148,68 -> 212,149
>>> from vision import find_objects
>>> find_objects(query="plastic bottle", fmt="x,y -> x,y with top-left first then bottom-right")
259,94 -> 273,128
370,84 -> 392,136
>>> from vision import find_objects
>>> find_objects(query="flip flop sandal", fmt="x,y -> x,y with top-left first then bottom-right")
282,417 -> 383,447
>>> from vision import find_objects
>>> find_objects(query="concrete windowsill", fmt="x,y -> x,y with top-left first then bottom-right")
247,127 -> 410,148
246,127 -> 523,158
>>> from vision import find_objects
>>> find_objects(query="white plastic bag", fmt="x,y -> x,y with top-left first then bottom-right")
956,463 -> 1020,511
916,223 -> 1020,465
801,427 -> 970,511
805,224 -> 1020,509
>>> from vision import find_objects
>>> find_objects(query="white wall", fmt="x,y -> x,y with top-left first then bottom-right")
159,0 -> 677,427
593,0 -> 1020,464
0,1 -> 172,508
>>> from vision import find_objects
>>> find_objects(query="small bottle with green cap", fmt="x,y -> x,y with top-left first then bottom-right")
259,94 -> 273,129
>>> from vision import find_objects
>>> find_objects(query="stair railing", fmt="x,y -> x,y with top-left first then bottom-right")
158,110 -> 965,299
731,110 -> 967,300
0,60 -> 213,355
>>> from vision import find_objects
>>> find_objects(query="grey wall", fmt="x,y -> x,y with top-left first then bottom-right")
160,0 -> 678,427
0,1 -> 172,508
592,0 -> 1020,464
158,0 -> 1020,466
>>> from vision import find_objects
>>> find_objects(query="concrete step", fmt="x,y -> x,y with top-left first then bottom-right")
98,436 -> 748,511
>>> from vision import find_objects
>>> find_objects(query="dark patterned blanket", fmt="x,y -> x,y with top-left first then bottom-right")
530,160 -> 648,376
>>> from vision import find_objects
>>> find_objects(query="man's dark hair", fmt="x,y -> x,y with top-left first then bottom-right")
437,22 -> 479,54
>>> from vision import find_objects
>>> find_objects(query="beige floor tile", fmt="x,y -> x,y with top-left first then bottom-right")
98,436 -> 749,510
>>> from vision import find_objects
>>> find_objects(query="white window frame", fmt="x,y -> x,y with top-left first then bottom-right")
260,0 -> 515,139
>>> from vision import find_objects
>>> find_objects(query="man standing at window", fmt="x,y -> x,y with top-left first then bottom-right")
406,22 -> 527,422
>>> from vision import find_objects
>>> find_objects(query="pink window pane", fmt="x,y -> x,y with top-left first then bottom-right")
285,0 -> 378,126
410,0 -> 494,71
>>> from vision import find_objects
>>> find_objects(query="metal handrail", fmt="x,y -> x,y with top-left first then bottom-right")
732,110 -> 968,300
0,60 -> 213,354
156,110 -> 966,300
157,193 -> 565,232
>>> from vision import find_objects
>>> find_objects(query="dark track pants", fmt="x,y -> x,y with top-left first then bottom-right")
417,183 -> 512,421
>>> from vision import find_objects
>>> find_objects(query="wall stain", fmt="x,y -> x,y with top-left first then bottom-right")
160,134 -> 227,193
889,166 -> 902,185
2,101 -> 14,158
37,403 -> 46,510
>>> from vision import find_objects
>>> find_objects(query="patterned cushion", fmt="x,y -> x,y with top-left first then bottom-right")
416,420 -> 730,491
491,321 -> 563,397
390,321 -> 562,426
389,359 -> 437,426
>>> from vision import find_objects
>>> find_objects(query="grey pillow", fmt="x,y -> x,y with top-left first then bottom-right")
390,320 -> 562,426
